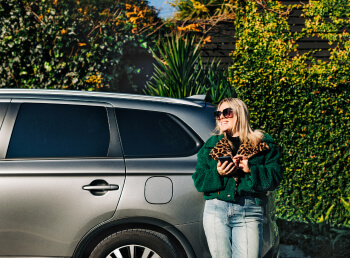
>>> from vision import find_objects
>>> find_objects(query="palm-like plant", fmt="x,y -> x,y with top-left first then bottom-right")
145,35 -> 205,98
203,60 -> 236,105
144,34 -> 236,104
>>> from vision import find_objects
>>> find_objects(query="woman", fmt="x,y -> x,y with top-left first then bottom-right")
192,98 -> 283,258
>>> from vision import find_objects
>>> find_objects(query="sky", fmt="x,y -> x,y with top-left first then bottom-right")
148,0 -> 176,19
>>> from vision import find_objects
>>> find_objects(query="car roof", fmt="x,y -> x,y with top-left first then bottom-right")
0,89 -> 203,108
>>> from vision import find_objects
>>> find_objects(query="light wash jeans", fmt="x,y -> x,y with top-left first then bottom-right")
203,196 -> 263,258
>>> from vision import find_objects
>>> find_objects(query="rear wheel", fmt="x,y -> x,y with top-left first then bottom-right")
89,229 -> 179,258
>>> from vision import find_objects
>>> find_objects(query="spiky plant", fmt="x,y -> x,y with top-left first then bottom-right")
145,35 -> 206,98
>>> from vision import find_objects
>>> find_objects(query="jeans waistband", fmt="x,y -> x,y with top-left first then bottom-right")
233,195 -> 256,205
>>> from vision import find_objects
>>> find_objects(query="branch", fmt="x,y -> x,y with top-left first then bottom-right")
25,5 -> 47,27
254,0 -> 293,16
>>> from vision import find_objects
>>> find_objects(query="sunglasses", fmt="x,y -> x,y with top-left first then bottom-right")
214,108 -> 233,120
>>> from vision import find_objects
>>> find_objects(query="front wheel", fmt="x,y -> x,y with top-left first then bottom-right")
89,229 -> 180,258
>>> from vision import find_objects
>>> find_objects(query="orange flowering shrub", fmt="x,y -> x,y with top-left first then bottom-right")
0,0 -> 163,92
177,24 -> 200,32
124,2 -> 159,34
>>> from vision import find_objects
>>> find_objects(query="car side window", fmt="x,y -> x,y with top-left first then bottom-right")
6,103 -> 110,158
115,108 -> 201,157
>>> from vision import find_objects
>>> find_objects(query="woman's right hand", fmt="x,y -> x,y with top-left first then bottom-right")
217,160 -> 235,176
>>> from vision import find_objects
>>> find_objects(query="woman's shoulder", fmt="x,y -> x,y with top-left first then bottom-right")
197,135 -> 223,157
204,134 -> 224,147
261,133 -> 280,151
196,135 -> 218,160
262,133 -> 275,143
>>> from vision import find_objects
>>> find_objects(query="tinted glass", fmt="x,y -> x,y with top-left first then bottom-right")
115,108 -> 199,157
7,103 -> 110,158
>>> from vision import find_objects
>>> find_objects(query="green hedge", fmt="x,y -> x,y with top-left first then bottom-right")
228,0 -> 350,227
0,0 -> 161,92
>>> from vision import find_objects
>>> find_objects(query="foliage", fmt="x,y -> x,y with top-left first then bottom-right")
144,34 -> 235,103
227,0 -> 350,228
331,197 -> 350,251
145,35 -> 204,98
277,218 -> 350,258
203,59 -> 236,104
171,0 -> 235,20
0,0 -> 162,92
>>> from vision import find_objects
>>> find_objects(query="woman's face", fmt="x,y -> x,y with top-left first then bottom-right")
217,102 -> 235,134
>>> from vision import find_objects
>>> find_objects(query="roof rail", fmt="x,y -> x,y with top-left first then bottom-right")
183,95 -> 215,107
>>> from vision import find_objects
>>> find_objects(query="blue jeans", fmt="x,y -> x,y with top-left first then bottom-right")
203,196 -> 263,258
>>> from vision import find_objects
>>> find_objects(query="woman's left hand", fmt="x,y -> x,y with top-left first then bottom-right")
235,155 -> 250,173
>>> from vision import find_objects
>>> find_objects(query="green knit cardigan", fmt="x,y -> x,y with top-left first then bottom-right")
192,134 -> 283,205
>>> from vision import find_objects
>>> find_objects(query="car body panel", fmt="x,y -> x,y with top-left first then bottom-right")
0,171 -> 125,256
114,157 -> 204,224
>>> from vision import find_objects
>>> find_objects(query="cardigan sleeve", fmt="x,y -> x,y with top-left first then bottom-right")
192,143 -> 227,193
237,143 -> 283,194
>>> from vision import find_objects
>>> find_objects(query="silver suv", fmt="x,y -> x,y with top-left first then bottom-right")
0,89 -> 279,258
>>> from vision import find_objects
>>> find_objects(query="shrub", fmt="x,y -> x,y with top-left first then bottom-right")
0,0 -> 162,92
171,0 -> 235,20
145,35 -> 205,98
144,33 -> 235,103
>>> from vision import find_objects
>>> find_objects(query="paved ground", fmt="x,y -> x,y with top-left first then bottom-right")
279,244 -> 311,258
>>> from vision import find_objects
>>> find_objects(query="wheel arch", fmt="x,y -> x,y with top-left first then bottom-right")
73,217 -> 196,258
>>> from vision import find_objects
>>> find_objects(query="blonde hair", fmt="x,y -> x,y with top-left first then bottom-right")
214,98 -> 264,146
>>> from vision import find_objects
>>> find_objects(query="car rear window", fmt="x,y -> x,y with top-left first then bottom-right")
115,108 -> 202,157
6,103 -> 110,158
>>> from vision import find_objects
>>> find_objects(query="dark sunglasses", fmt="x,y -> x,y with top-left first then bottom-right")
214,108 -> 233,120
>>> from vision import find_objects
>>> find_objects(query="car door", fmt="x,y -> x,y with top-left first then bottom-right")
0,99 -> 125,257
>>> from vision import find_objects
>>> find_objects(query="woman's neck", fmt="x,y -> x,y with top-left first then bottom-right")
226,132 -> 239,137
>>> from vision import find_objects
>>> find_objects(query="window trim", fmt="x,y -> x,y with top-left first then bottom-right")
0,100 -> 10,130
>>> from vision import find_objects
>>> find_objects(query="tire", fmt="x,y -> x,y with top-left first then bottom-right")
89,229 -> 179,258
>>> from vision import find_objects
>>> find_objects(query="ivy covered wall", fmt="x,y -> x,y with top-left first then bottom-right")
228,0 -> 350,228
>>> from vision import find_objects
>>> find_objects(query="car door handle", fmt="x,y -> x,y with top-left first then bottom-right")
83,185 -> 119,191
82,180 -> 119,196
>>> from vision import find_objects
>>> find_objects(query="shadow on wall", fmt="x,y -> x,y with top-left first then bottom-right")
277,219 -> 350,258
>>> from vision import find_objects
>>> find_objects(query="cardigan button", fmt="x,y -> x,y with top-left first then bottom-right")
227,195 -> 231,197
